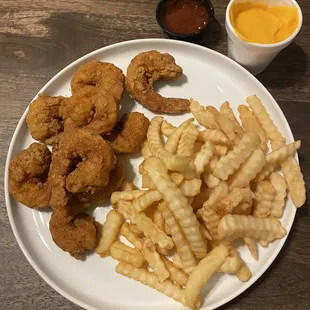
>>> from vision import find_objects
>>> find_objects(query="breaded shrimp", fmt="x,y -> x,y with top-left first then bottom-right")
9,143 -> 51,208
70,60 -> 125,101
62,87 -> 118,135
49,197 -> 99,259
77,160 -> 124,203
105,112 -> 149,154
49,129 -> 115,209
126,50 -> 190,113
26,94 -> 68,145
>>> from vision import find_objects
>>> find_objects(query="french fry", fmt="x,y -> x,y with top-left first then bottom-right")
153,209 -> 165,231
184,245 -> 230,310
255,162 -> 278,181
220,255 -> 242,274
141,173 -> 156,189
116,262 -> 195,308
147,117 -> 191,171
132,190 -> 163,212
265,141 -> 301,164
165,119 -> 193,154
144,157 -> 207,258
209,157 -> 218,173
96,210 -> 124,257
220,101 -> 244,138
117,200 -> 174,250
246,95 -> 285,143
281,157 -> 306,208
142,238 -> 169,283
190,98 -> 218,129
161,120 -> 176,137
218,214 -> 287,245
200,223 -> 212,241
156,245 -> 171,256
214,144 -> 228,156
111,240 -> 140,254
270,172 -> 287,218
182,161 -> 198,180
197,129 -> 231,145
224,247 -> 252,281
188,197 -> 194,204
196,208 -> 203,220
213,133 -> 261,180
201,182 -> 229,240
236,263 -> 252,282
206,106 -> 239,144
238,105 -> 267,152
120,222 -> 143,251
253,180 -> 276,218
141,140 -> 152,159
110,241 -> 145,268
162,256 -> 189,287
120,180 -> 136,191
229,148 -> 265,189
179,179 -> 202,197
111,190 -> 145,205
159,202 -> 197,273
217,188 -> 252,217
243,237 -> 258,261
194,140 -> 215,176
201,204 -> 221,240
177,123 -> 199,156
172,252 -> 184,269
170,172 -> 185,185
203,180 -> 229,208
233,201 -> 252,215
129,224 -> 143,235
202,172 -> 220,189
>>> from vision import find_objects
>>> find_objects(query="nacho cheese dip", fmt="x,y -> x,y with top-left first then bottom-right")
230,1 -> 299,44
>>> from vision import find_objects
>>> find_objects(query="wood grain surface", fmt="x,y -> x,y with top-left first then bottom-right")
0,1 -> 309,309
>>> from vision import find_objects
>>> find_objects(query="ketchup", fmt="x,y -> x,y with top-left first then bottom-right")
160,0 -> 210,35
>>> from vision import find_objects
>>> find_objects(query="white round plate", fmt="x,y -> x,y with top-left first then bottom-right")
5,39 -> 296,310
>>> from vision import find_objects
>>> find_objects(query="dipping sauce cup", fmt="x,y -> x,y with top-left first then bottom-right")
225,0 -> 303,75
156,0 -> 215,41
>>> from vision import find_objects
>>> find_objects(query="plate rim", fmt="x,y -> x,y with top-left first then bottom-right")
4,38 -> 297,310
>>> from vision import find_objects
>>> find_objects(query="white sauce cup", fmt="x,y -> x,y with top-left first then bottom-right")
225,0 -> 303,75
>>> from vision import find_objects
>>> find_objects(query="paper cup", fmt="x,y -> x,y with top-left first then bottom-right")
225,0 -> 303,75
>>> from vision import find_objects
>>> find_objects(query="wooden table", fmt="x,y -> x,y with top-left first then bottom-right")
0,1 -> 309,309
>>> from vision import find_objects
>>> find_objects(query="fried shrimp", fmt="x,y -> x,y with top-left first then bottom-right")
49,129 -> 115,209
126,50 -> 190,114
77,160 -> 124,203
70,60 -> 125,101
9,143 -> 51,209
26,94 -> 68,145
49,197 -> 99,259
61,87 -> 118,135
105,112 -> 150,154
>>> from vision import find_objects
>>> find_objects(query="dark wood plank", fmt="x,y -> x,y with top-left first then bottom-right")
0,1 -> 309,309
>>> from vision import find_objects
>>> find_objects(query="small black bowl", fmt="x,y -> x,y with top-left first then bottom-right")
156,0 -> 215,42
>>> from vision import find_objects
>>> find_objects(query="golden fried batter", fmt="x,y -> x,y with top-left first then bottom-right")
105,112 -> 149,154
70,60 -> 125,101
126,50 -> 190,113
49,129 -> 115,209
77,160 -> 124,203
61,86 -> 118,135
49,197 -> 99,259
9,143 -> 51,208
26,94 -> 68,145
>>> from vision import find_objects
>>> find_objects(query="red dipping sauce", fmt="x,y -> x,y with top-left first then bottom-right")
160,0 -> 210,35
